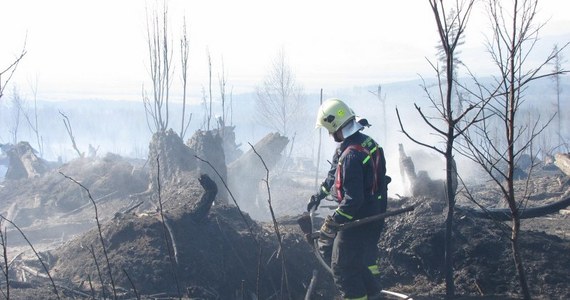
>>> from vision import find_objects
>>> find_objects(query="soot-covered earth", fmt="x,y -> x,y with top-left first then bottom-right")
0,136 -> 568,299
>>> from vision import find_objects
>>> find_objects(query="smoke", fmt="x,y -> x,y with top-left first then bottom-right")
1,77 -> 566,197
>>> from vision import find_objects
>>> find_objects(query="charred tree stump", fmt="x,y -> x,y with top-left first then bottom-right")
187,130 -> 228,205
555,153 -> 570,177
189,174 -> 218,222
213,126 -> 243,164
148,129 -> 197,191
398,144 -> 450,201
3,142 -> 49,180
398,143 -> 417,196
227,133 -> 289,214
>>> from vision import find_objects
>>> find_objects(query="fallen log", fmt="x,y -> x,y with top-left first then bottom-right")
20,265 -> 49,279
457,196 -> 570,221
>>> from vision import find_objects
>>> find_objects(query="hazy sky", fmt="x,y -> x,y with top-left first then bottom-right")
2,0 -> 570,102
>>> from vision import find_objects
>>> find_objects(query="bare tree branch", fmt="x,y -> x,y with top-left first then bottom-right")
0,39 -> 27,100
248,142 -> 291,299
179,17 -> 191,139
59,111 -> 83,158
143,2 -> 173,134
255,49 -> 304,137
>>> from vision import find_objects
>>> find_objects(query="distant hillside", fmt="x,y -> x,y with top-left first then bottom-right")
1,75 -> 568,164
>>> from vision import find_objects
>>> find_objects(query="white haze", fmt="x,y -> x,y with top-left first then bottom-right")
2,75 -> 568,199
2,1 -> 570,198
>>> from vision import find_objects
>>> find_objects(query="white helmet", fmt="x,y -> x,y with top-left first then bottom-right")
315,98 -> 356,134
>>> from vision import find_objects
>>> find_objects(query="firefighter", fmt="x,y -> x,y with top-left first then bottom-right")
307,98 -> 389,300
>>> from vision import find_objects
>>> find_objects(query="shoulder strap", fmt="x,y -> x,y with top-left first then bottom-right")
339,144 -> 368,162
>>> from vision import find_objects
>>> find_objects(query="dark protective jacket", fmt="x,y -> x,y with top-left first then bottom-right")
331,131 -> 388,224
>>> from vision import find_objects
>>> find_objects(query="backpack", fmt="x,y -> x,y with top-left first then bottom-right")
334,141 -> 385,202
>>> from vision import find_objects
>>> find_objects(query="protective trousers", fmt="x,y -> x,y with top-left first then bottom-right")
317,223 -> 382,271
363,195 -> 386,277
331,220 -> 383,299
363,219 -> 384,277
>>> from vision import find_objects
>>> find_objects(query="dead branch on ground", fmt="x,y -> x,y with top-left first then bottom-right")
88,245 -> 107,299
59,172 -> 116,299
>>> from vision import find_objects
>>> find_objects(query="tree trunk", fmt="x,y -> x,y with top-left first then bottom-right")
444,198 -> 455,299
187,130 -> 228,204
511,217 -> 531,300
227,133 -> 289,213
148,129 -> 197,192
444,141 -> 457,299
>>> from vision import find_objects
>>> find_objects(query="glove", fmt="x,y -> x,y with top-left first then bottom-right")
317,216 -> 339,264
306,189 -> 327,212
319,215 -> 339,241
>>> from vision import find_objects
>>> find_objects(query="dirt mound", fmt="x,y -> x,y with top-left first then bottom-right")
48,202 -> 335,299
36,188 -> 569,299
1,135 -> 569,299
377,196 -> 570,299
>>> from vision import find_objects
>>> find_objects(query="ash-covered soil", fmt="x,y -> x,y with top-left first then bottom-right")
0,152 -> 569,299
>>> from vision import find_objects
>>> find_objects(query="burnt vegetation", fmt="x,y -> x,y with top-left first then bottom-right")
1,1 -> 570,300
0,135 -> 568,299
